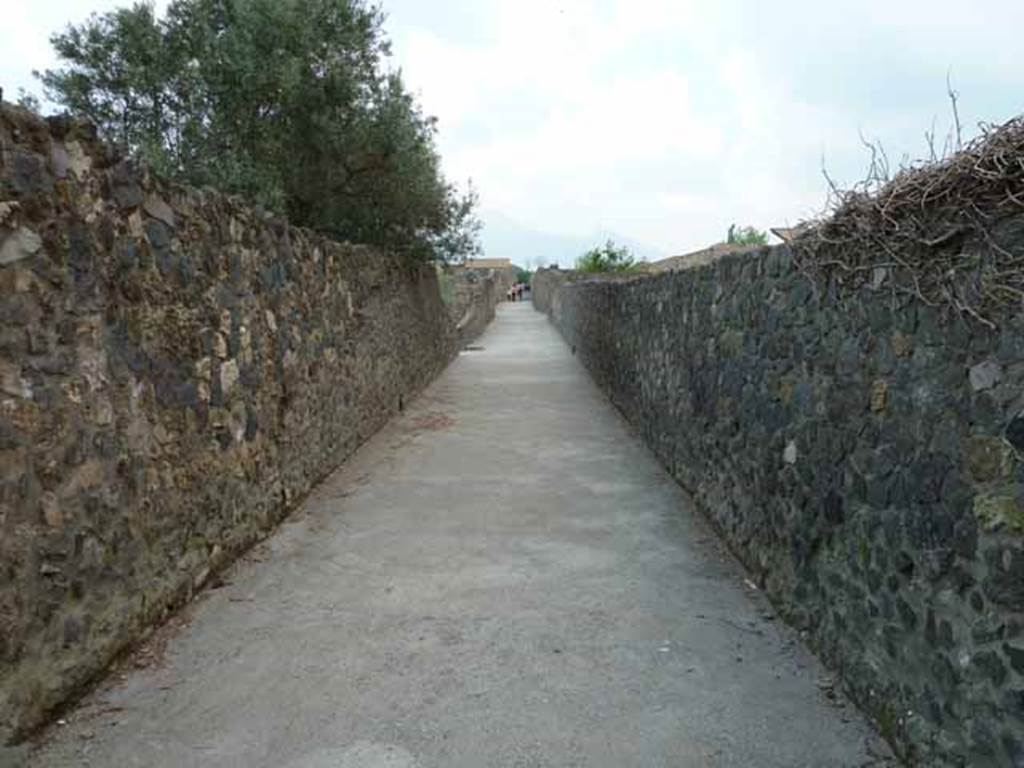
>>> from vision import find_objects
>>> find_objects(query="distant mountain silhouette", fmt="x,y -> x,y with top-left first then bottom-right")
479,210 -> 665,268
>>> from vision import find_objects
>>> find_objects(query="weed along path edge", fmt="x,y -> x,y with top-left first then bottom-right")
29,303 -> 894,767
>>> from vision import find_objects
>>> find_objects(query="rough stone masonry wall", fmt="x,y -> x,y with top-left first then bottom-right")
530,267 -> 573,316
0,104 -> 462,742
534,242 -> 1024,766
447,268 -> 498,345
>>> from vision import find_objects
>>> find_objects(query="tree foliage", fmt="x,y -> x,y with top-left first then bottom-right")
15,88 -> 42,112
38,0 -> 480,261
575,240 -> 637,273
726,224 -> 768,246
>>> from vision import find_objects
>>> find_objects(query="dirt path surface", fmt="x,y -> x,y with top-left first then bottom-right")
27,303 -> 894,768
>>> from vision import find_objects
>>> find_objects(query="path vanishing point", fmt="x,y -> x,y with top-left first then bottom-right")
28,304 -> 895,767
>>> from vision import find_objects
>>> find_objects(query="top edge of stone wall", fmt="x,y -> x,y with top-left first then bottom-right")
0,101 -> 417,272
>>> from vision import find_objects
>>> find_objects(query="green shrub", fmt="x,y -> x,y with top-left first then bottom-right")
575,240 -> 637,273
726,224 -> 768,246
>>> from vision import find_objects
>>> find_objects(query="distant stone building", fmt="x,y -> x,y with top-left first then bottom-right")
459,257 -> 517,295
464,257 -> 512,270
646,224 -> 813,275
642,242 -> 755,273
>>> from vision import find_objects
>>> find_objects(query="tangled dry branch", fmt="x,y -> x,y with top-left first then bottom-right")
793,116 -> 1024,327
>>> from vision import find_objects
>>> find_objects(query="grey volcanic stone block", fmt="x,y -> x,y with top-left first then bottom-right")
0,227 -> 41,265
970,360 -> 1003,391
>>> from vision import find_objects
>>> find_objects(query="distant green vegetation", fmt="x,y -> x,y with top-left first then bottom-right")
38,0 -> 479,261
575,240 -> 638,273
516,267 -> 532,284
726,224 -> 768,246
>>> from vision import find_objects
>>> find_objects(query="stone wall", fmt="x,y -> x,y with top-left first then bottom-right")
530,268 -> 573,316
445,268 -> 498,346
491,265 -> 518,300
0,104 -> 467,742
533,243 -> 1024,766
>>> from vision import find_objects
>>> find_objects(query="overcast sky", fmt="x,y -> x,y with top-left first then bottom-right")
4,0 -> 1024,260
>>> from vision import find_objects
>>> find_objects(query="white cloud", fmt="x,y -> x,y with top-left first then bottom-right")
386,0 -> 1024,257
390,7 -> 836,252
1,0 -> 171,106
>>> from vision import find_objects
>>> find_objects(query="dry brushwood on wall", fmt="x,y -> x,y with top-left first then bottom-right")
793,116 -> 1024,327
